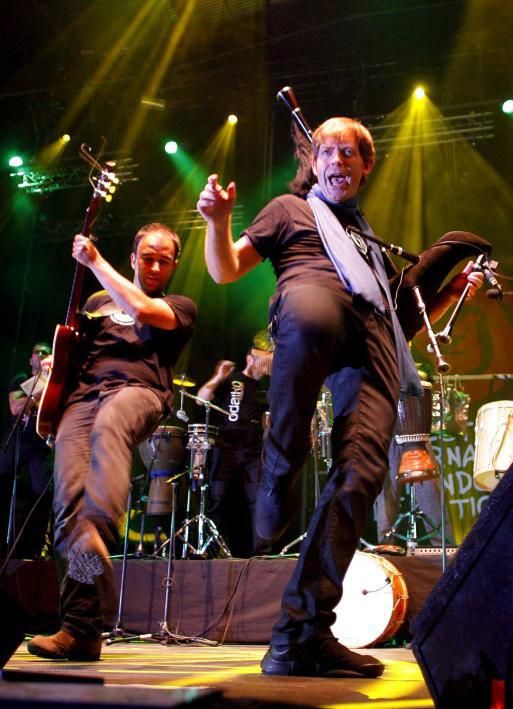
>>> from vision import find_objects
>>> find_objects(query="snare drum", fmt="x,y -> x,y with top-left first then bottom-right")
331,551 -> 409,648
474,400 -> 513,491
186,423 -> 219,451
395,381 -> 438,483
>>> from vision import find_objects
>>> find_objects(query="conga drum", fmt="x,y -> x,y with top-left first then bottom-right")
138,425 -> 186,515
395,381 -> 438,483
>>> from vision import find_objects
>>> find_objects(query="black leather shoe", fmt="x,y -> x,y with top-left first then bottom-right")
27,629 -> 102,661
261,637 -> 385,678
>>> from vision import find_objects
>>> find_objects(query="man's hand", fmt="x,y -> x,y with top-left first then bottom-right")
197,174 -> 236,224
444,261 -> 485,302
215,360 -> 236,382
72,235 -> 100,267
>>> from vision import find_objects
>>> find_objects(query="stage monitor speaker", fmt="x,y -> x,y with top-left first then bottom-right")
0,585 -> 27,668
412,463 -> 513,709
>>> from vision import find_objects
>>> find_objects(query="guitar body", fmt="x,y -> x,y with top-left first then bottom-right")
36,323 -> 82,443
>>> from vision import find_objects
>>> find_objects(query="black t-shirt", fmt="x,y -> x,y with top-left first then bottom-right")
67,290 -> 197,414
243,194 -> 364,295
214,372 -> 263,432
4,372 -> 42,445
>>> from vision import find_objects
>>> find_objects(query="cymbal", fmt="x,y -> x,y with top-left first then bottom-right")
173,374 -> 196,388
253,328 -> 272,351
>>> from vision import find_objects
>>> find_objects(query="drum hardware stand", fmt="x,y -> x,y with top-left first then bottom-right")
383,481 -> 442,555
176,393 -> 232,559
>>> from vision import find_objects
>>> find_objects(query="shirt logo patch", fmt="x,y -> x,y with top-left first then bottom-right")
110,311 -> 135,326
346,227 -> 368,257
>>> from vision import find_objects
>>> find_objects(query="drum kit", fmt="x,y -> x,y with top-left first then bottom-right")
136,374 -> 233,561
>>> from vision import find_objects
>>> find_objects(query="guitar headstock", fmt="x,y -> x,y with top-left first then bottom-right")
79,145 -> 120,235
93,161 -> 119,204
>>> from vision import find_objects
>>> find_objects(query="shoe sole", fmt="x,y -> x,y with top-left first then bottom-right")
261,657 -> 384,679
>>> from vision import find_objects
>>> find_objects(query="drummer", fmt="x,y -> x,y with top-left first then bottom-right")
197,351 -> 270,557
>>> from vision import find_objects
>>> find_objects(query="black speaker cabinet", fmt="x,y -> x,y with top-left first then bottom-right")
412,464 -> 513,709
0,585 -> 27,668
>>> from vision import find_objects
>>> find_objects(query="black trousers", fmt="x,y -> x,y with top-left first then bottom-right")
208,428 -> 265,556
263,284 -> 400,647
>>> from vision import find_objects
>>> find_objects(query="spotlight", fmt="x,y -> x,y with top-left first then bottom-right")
227,114 -> 238,125
501,99 -> 513,115
61,133 -> 71,143
8,156 -> 23,168
413,86 -> 426,100
164,140 -> 178,154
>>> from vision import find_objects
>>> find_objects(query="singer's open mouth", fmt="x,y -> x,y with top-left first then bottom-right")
328,175 -> 351,185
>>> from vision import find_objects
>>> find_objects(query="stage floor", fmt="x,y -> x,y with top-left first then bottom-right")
2,642 -> 434,708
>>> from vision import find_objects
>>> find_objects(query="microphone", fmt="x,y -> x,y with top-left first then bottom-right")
385,243 -> 420,265
481,260 -> 503,300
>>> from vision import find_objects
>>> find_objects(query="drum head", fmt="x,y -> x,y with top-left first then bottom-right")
138,425 -> 186,472
331,551 -> 408,648
474,400 -> 513,491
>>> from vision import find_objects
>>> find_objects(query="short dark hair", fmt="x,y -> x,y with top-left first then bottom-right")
32,342 -> 51,356
132,223 -> 181,260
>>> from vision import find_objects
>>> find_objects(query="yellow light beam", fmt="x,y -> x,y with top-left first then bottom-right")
58,1 -> 157,132
121,0 -> 198,153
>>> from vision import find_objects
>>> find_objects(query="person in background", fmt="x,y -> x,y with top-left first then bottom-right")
0,341 -> 53,558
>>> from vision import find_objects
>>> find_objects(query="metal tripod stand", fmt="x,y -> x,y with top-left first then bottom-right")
383,481 -> 441,555
175,399 -> 231,559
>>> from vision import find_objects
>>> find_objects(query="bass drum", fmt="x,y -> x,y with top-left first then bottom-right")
331,551 -> 409,648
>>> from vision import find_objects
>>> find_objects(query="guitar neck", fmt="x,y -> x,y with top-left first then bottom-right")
64,198 -> 98,329
65,262 -> 86,329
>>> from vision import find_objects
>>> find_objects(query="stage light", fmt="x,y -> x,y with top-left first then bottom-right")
501,99 -> 513,115
8,155 -> 23,168
227,114 -> 238,125
164,140 -> 178,154
413,86 -> 426,100
61,133 -> 71,143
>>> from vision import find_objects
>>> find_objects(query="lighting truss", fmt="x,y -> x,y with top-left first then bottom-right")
10,157 -> 138,194
368,111 -> 495,152
38,205 -> 245,243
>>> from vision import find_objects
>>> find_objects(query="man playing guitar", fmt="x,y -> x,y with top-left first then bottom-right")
28,223 -> 196,661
